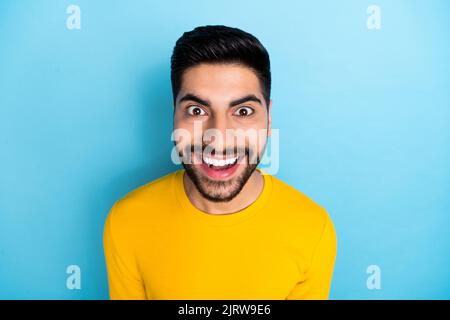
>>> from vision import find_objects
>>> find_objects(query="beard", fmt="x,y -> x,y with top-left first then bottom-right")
178,143 -> 264,203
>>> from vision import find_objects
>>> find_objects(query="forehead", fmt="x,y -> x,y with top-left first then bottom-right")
178,63 -> 263,103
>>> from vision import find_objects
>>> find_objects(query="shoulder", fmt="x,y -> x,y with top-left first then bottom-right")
267,174 -> 336,247
122,169 -> 178,203
105,169 -> 180,231
269,174 -> 328,217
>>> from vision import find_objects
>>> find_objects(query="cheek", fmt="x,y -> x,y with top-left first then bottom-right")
173,125 -> 204,154
173,123 -> 192,152
238,120 -> 269,149
247,133 -> 267,153
174,113 -> 205,137
257,135 -> 268,154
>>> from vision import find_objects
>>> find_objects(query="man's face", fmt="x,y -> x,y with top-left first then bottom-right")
173,63 -> 272,202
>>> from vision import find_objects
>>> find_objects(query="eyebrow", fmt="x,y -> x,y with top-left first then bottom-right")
178,93 -> 262,108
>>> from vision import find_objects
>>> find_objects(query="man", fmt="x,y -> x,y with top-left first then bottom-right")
103,25 -> 337,299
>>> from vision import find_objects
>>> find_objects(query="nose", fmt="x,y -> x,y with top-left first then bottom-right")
203,113 -> 230,154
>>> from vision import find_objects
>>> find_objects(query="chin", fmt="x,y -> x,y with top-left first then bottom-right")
183,162 -> 258,203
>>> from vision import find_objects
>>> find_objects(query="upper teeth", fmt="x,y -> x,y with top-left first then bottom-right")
203,156 -> 238,167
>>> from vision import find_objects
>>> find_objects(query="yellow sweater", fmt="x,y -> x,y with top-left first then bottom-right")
103,168 -> 337,300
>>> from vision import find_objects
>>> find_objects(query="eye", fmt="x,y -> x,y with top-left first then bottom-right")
234,106 -> 254,117
186,105 -> 207,116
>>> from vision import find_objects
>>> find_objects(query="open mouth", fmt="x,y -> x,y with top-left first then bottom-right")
198,154 -> 242,179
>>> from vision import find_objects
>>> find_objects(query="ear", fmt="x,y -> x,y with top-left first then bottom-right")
267,99 -> 272,137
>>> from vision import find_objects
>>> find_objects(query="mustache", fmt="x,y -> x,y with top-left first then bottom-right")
190,143 -> 246,156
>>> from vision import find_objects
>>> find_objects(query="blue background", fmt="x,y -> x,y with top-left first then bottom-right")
0,0 -> 449,299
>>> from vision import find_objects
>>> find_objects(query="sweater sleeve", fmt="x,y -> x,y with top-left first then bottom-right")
103,202 -> 147,300
285,209 -> 337,300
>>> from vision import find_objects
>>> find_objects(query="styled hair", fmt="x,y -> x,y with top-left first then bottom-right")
170,25 -> 271,107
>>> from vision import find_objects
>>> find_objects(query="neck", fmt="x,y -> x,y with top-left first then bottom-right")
183,169 -> 264,215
